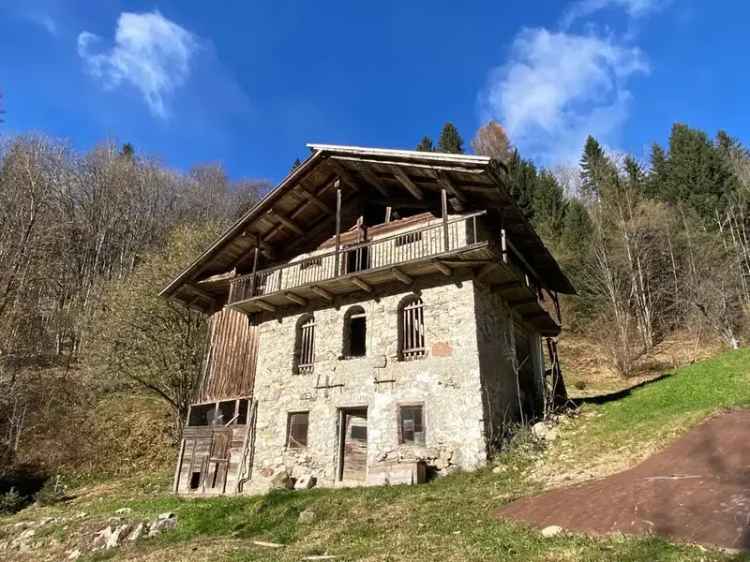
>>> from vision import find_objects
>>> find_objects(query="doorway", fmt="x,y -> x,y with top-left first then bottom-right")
338,408 -> 368,483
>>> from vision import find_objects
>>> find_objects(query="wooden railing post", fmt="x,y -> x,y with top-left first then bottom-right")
249,246 -> 259,298
334,181 -> 342,275
441,188 -> 449,251
500,228 -> 508,264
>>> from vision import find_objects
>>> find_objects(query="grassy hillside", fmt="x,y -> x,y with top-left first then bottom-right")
2,349 -> 750,562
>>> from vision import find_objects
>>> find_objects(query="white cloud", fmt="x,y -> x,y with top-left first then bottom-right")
480,28 -> 648,165
27,13 -> 57,35
78,11 -> 198,118
561,0 -> 662,29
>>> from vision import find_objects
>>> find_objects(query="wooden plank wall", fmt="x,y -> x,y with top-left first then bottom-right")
197,308 -> 258,402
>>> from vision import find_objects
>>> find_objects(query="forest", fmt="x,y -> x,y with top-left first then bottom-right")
0,120 -> 748,484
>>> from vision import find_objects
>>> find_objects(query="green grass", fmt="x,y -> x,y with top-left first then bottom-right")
8,349 -> 750,561
569,347 -> 750,457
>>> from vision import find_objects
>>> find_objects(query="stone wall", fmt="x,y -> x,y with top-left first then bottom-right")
246,274 -> 490,493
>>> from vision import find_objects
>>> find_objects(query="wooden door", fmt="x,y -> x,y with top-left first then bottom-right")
340,409 -> 368,482
206,428 -> 232,493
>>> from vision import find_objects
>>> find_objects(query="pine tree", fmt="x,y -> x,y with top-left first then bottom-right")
532,171 -> 566,242
505,149 -> 536,220
437,123 -> 464,154
579,135 -> 613,199
415,137 -> 434,152
662,123 -> 734,219
645,143 -> 668,199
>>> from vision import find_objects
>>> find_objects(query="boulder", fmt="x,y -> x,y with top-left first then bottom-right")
541,525 -> 563,538
148,513 -> 177,537
298,508 -> 316,524
127,522 -> 146,541
270,471 -> 294,490
294,474 -> 317,490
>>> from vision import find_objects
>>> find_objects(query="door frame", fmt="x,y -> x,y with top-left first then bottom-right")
336,406 -> 368,483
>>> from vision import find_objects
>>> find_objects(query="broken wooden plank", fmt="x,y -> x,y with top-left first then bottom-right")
392,268 -> 413,285
311,286 -> 334,301
284,292 -> 307,306
255,300 -> 276,312
351,276 -> 373,293
391,166 -> 424,200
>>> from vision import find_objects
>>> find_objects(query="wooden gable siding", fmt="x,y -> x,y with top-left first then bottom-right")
197,308 -> 258,402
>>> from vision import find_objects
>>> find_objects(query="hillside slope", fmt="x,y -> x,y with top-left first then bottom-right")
1,349 -> 749,562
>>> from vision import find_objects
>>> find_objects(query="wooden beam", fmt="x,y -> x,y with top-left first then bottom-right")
298,189 -> 333,215
435,170 -> 467,203
349,161 -> 390,197
284,292 -> 307,306
392,268 -> 413,285
327,160 -> 361,192
186,283 -> 216,304
391,167 -> 425,200
268,210 -> 304,236
508,297 -> 538,307
255,300 -> 276,312
311,286 -> 334,301
492,280 -> 522,293
434,261 -> 451,276
351,276 -> 373,293
476,263 -> 496,282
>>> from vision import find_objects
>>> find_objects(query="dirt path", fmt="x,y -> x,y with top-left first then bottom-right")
498,409 -> 750,551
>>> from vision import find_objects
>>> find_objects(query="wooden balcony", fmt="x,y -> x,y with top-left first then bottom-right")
227,211 -> 561,335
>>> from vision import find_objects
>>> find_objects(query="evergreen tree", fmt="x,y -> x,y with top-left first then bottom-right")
437,122 -> 464,154
415,136 -> 434,152
532,171 -> 566,242
505,149 -> 536,220
660,123 -> 735,219
121,143 -> 135,158
645,143 -> 668,199
579,135 -> 614,198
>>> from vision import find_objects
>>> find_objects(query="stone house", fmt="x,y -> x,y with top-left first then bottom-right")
161,144 -> 574,495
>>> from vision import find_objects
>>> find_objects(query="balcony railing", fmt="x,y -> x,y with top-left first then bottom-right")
228,212 -> 485,305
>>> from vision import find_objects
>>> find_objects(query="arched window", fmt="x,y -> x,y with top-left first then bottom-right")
343,306 -> 367,358
294,314 -> 316,374
398,296 -> 425,360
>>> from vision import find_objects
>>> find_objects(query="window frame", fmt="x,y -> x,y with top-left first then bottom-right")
398,296 -> 426,361
342,305 -> 367,359
294,314 -> 316,374
397,403 -> 426,446
286,411 -> 310,449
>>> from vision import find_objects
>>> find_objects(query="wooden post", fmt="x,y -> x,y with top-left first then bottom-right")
249,246 -> 259,298
500,228 -> 508,264
441,188 -> 449,252
334,181 -> 342,275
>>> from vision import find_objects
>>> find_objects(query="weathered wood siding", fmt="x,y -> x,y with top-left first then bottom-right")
197,308 -> 258,402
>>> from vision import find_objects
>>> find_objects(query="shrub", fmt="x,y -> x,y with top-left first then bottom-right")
0,487 -> 27,515
33,475 -> 67,506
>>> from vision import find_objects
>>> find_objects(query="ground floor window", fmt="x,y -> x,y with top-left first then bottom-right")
398,404 -> 425,445
286,411 -> 309,448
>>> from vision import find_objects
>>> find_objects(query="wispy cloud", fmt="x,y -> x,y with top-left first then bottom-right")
480,28 -> 648,165
78,11 -> 198,119
27,12 -> 57,35
561,0 -> 662,29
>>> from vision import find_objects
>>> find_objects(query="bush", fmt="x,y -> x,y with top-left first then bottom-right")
33,475 -> 67,506
0,487 -> 27,515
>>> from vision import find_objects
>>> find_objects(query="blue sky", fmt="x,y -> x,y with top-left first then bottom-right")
1,1 -> 748,183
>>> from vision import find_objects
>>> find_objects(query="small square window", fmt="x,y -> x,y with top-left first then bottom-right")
399,405 -> 425,446
286,412 -> 309,448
